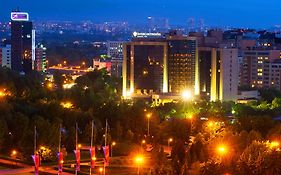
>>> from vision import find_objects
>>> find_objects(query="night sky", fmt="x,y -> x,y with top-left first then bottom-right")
1,0 -> 281,28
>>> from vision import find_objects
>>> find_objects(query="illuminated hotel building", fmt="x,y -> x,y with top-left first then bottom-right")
167,37 -> 198,94
199,47 -> 239,101
123,31 -> 239,101
122,32 -> 199,97
11,12 -> 34,73
123,40 -> 168,96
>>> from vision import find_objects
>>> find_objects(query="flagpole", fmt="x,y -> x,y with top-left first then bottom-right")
59,124 -> 61,153
34,126 -> 36,155
34,126 -> 37,175
58,124 -> 61,175
90,120 -> 94,175
75,122 -> 78,175
104,119 -> 107,175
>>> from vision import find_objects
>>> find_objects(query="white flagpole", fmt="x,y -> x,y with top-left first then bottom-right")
75,122 -> 78,175
90,120 -> 94,175
59,124 -> 61,153
58,124 -> 61,175
104,119 -> 107,175
34,126 -> 36,155
34,126 -> 37,175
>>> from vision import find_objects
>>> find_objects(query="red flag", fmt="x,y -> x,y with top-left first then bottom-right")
74,149 -> 80,171
102,146 -> 110,166
89,147 -> 96,168
32,154 -> 40,175
57,152 -> 63,174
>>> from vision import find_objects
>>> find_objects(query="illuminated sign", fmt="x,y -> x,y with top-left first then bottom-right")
11,12 -> 29,21
133,32 -> 162,38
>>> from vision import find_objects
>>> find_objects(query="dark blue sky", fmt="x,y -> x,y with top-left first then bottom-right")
1,0 -> 281,28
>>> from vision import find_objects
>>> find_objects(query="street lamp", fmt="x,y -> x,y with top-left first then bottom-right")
99,167 -> 103,175
168,138 -> 173,146
47,83 -> 53,89
182,89 -> 192,101
216,144 -> 228,161
269,141 -> 280,149
111,141 -> 116,157
168,138 -> 173,152
135,155 -> 144,175
11,150 -> 17,158
140,140 -> 146,152
146,113 -> 152,136
0,90 -> 6,97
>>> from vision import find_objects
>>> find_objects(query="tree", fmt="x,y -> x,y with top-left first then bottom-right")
171,140 -> 186,175
200,160 -> 224,175
237,141 -> 281,175
151,146 -> 172,174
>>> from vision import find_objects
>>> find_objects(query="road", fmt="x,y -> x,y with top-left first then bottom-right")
0,158 -> 73,175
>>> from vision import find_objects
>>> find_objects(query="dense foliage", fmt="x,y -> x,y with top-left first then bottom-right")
0,67 -> 281,174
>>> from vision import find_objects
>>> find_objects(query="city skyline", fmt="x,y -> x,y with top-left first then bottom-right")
1,0 -> 281,28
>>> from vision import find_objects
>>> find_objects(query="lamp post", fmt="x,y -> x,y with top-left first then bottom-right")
111,141 -> 116,157
99,167 -> 103,175
168,138 -> 173,155
182,89 -> 193,101
146,113 -> 152,136
216,144 -> 228,162
135,155 -> 144,175
168,138 -> 173,149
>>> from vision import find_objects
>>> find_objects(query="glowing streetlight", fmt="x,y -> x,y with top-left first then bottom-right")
78,144 -> 82,149
270,141 -> 280,149
135,155 -> 144,175
146,113 -> 152,136
216,144 -> 228,158
11,150 -> 17,156
111,142 -> 116,157
0,90 -> 6,97
99,167 -> 103,175
47,83 -> 53,89
208,121 -> 214,128
182,89 -> 192,101
168,138 -> 173,150
140,140 -> 146,152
